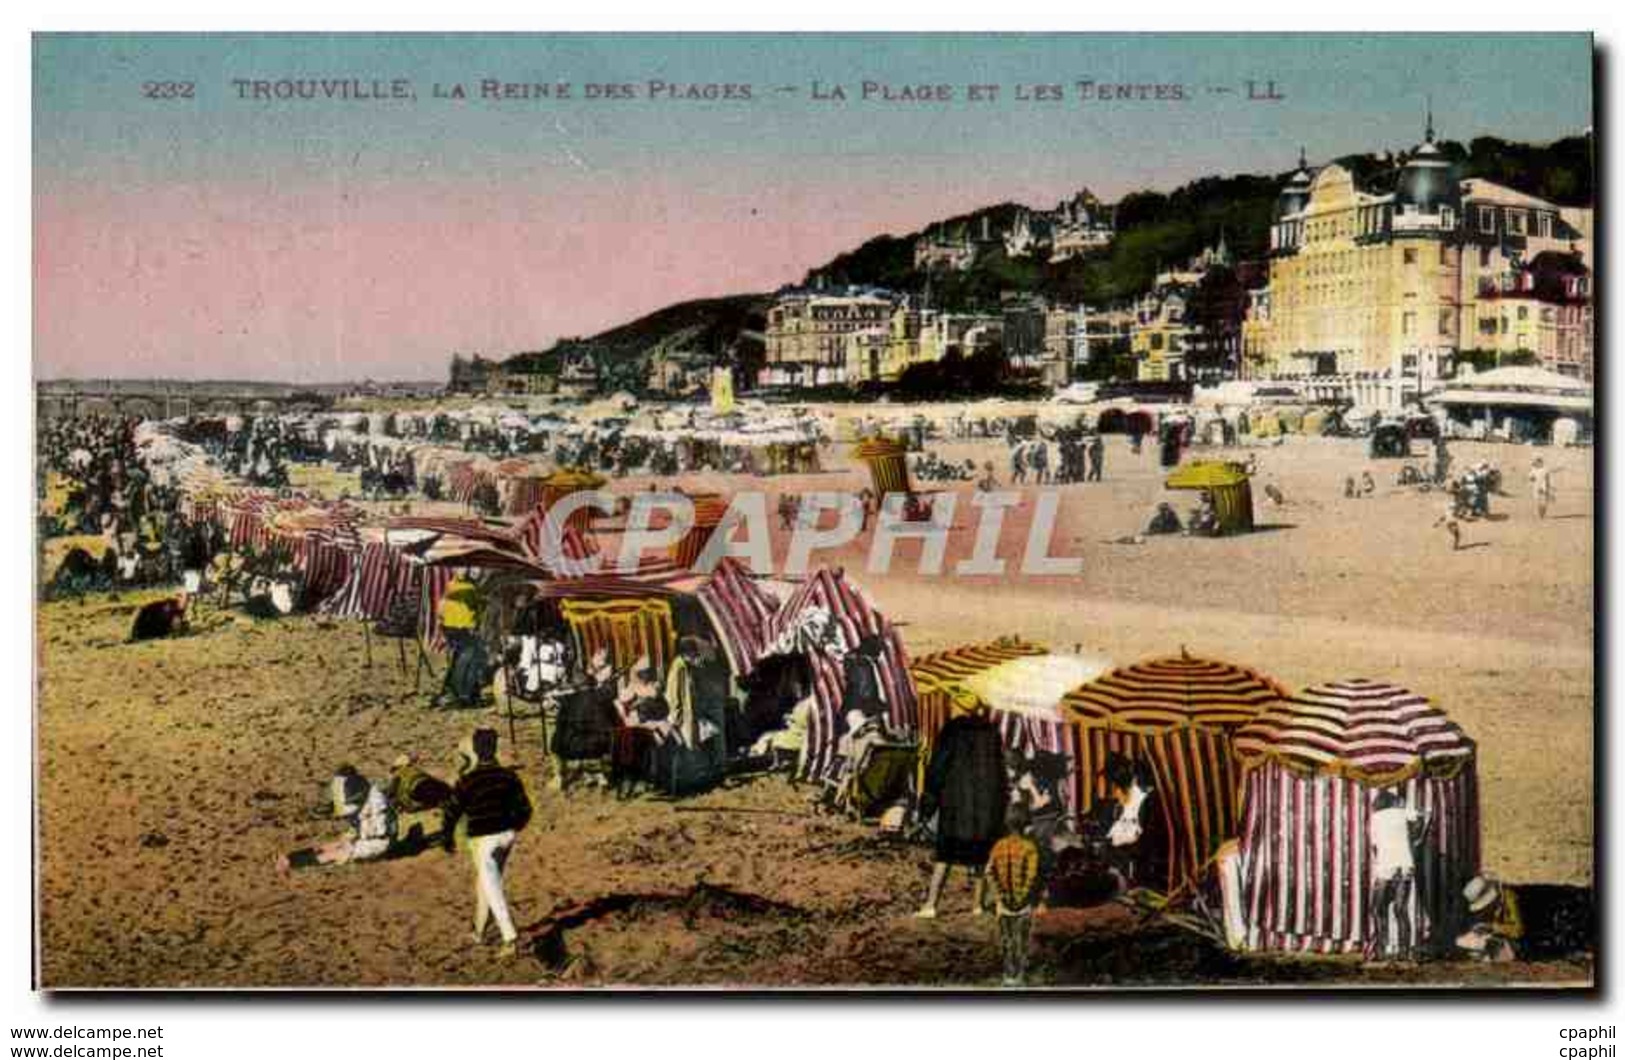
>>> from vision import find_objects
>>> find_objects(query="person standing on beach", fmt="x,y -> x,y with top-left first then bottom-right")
443,728 -> 533,957
1529,457 -> 1556,518
1367,788 -> 1428,961
917,704 -> 1007,919
986,804 -> 1042,987
1434,494 -> 1464,551
435,575 -> 483,707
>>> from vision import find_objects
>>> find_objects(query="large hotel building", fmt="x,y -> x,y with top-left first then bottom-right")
1244,122 -> 1593,410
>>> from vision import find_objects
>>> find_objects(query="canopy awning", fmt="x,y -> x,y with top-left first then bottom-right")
1234,677 -> 1475,783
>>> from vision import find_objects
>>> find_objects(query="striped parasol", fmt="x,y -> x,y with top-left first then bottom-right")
1058,651 -> 1285,897
911,639 -> 1107,828
1061,651 -> 1285,733
911,638 -> 1050,711
1234,678 -> 1475,783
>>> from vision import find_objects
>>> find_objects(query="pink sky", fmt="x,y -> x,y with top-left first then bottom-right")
34,168 -> 1031,384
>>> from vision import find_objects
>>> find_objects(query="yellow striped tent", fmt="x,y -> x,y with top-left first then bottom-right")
911,640 -> 1110,823
853,435 -> 912,497
558,596 -> 678,676
539,469 -> 608,535
1060,652 -> 1286,896
1164,461 -> 1255,534
912,638 -> 1049,785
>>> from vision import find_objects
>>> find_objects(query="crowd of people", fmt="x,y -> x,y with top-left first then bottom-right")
37,404 -> 1576,986
1006,430 -> 1107,485
39,415 -> 224,600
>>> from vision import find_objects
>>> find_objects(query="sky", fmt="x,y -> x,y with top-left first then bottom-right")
33,33 -> 1594,383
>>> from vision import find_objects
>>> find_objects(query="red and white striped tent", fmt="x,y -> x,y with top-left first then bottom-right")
216,492 -> 365,608
317,517 -> 546,648
753,566 -> 917,781
478,555 -> 781,691
1059,653 -> 1286,896
1233,678 -> 1480,956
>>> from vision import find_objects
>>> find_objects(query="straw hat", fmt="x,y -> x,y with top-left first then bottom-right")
1463,875 -> 1502,914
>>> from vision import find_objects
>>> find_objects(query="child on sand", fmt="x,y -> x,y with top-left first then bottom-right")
278,765 -> 397,873
1434,498 -> 1463,551
986,804 -> 1042,987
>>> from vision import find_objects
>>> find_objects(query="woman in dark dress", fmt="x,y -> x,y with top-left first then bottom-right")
610,656 -> 667,799
916,706 -> 1007,918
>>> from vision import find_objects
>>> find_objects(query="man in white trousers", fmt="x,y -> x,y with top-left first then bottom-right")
443,728 -> 534,957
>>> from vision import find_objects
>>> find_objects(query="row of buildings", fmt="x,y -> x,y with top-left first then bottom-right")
913,190 -> 1117,271
449,119 -> 1592,411
757,281 -> 1141,390
760,119 -> 1593,409
447,348 -> 602,398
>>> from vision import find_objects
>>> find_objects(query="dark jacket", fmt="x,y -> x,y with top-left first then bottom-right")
841,652 -> 885,718
921,714 -> 1007,848
442,764 -> 532,848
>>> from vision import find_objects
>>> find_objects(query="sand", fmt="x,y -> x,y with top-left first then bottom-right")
34,430 -> 1592,987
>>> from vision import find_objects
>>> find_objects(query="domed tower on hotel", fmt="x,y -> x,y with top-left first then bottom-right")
1277,147 -> 1314,219
1392,108 -> 1461,231
1250,114 -> 1467,408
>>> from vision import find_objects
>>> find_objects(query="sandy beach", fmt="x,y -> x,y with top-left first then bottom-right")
34,430 -> 1593,987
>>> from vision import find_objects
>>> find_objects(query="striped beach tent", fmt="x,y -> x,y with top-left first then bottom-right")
692,558 -> 780,677
756,567 -> 917,781
318,535 -> 422,622
513,505 -> 602,578
1060,652 -> 1285,896
911,639 -> 1109,824
1233,679 -> 1479,957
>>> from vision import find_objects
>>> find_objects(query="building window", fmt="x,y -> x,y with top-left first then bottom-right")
1508,211 -> 1526,235
1438,309 -> 1454,336
1403,247 -> 1419,265
1479,245 -> 1492,268
1402,311 -> 1417,336
1151,333 -> 1163,351
1478,207 -> 1495,233
1479,317 -> 1497,336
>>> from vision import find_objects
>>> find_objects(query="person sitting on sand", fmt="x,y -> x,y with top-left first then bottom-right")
1145,502 -> 1182,536
1456,875 -> 1523,963
1186,492 -> 1219,537
611,656 -> 667,798
129,591 -> 190,642
750,694 -> 814,780
829,709 -> 889,813
278,764 -> 396,873
387,752 -> 453,842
